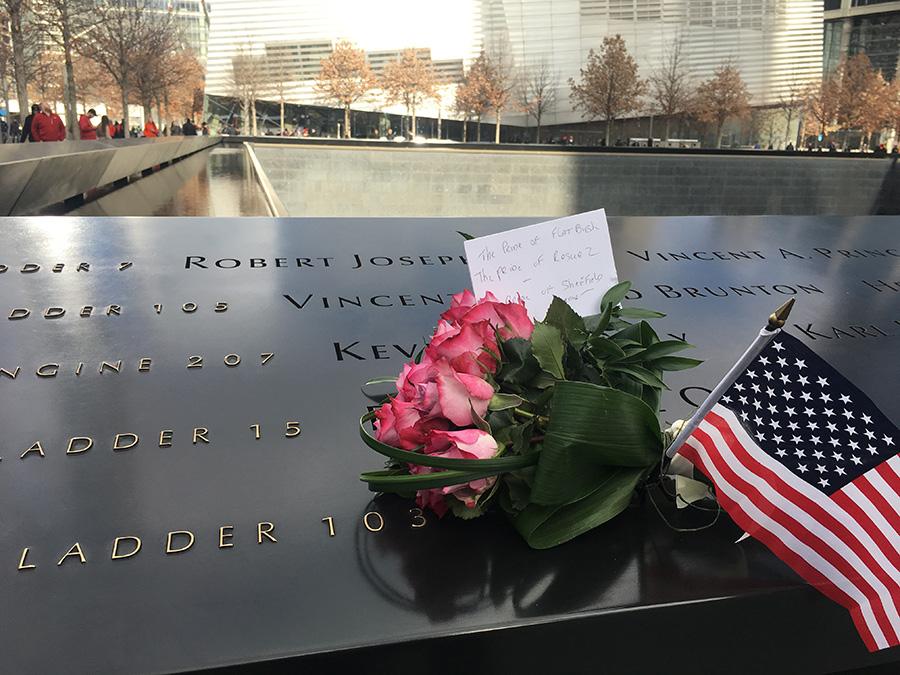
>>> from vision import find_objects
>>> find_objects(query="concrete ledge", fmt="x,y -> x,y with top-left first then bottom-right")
250,142 -> 900,217
0,136 -> 219,215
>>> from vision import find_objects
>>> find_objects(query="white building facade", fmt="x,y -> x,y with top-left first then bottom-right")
204,0 -> 823,128
486,0 -> 824,126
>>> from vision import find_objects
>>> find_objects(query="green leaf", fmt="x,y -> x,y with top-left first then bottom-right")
470,403 -> 492,433
363,376 -> 396,387
497,338 -> 541,385
651,356 -> 703,371
589,302 -> 613,334
513,466 -> 645,549
450,499 -> 488,520
531,322 -> 565,379
622,339 -> 694,363
587,336 -> 626,360
457,231 -> 475,240
606,364 -> 669,390
489,393 -> 525,411
600,280 -> 631,311
530,381 -> 661,505
616,307 -> 666,319
361,468 -> 500,492
543,296 -> 586,336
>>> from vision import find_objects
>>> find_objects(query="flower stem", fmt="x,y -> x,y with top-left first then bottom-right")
513,408 -> 549,424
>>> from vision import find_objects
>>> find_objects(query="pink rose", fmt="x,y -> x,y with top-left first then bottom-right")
441,291 -> 534,341
432,359 -> 493,426
412,429 -> 500,516
395,356 -> 439,408
374,397 -> 450,450
426,319 -> 498,376
376,357 -> 494,447
441,289 -> 478,323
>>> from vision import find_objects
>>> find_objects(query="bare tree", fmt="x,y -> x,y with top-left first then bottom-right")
804,72 -> 841,141
266,55 -> 291,135
0,11 -> 12,134
457,51 -> 491,142
40,1 -> 102,138
569,35 -> 645,146
518,60 -> 557,143
124,9 -> 182,128
776,72 -> 808,147
648,38 -> 693,141
382,48 -> 436,138
81,0 -> 176,131
228,44 -> 266,135
481,44 -> 517,143
693,63 -> 751,148
315,40 -> 374,139
2,0 -> 32,126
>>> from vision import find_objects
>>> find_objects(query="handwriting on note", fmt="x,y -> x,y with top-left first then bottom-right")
464,208 -> 618,319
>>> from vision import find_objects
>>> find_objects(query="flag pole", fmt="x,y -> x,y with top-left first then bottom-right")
665,298 -> 796,459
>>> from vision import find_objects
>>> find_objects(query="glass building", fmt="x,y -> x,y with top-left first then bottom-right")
825,1 -> 900,80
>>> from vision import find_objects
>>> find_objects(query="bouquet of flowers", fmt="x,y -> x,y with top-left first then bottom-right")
359,281 -> 700,548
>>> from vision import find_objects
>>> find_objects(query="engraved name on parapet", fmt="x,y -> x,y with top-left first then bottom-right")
6,302 -> 228,319
0,262 -> 133,274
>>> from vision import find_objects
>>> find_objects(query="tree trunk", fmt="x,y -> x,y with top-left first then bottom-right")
664,117 -> 671,142
784,109 -> 794,146
476,115 -> 481,142
494,112 -> 501,143
9,5 -> 29,128
716,122 -> 724,149
280,98 -> 285,135
462,116 -> 467,142
120,80 -> 130,134
344,104 -> 350,138
411,103 -> 417,138
536,111 -> 541,144
605,118 -> 611,146
61,8 -> 79,140
251,99 -> 257,135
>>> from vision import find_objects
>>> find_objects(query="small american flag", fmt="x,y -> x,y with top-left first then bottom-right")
678,332 -> 899,651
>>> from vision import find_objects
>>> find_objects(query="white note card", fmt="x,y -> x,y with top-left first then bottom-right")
464,208 -> 619,319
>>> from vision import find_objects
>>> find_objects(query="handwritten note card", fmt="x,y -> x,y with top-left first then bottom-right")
464,208 -> 618,319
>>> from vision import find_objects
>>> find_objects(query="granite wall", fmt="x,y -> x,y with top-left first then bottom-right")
251,142 -> 900,218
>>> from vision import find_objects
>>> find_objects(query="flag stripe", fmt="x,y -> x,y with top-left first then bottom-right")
832,486 -> 900,568
711,406 -> 900,582
854,473 -> 900,540
703,412 -> 900,602
681,436 -> 883,651
693,421 -> 899,645
872,461 -> 900,524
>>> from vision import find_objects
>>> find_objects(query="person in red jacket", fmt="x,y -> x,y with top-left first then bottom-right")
31,102 -> 66,141
143,118 -> 159,138
78,108 -> 98,140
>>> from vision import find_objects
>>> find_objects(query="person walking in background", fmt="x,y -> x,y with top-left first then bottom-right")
78,108 -> 98,140
182,117 -> 197,136
97,115 -> 111,138
143,117 -> 159,138
201,121 -> 209,135
32,102 -> 66,141
20,103 -> 40,142
115,120 -> 125,138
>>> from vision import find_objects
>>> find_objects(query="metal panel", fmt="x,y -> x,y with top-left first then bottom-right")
0,138 -> 221,215
0,215 -> 897,674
